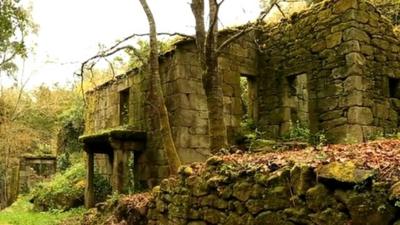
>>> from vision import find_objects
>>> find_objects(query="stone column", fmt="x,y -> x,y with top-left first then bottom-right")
85,149 -> 95,208
110,139 -> 127,193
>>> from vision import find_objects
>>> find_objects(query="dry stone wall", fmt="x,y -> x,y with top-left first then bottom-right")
83,33 -> 258,187
258,0 -> 400,142
147,159 -> 400,225
83,0 -> 400,188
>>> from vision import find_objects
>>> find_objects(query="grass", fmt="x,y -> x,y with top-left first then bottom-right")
0,196 -> 86,225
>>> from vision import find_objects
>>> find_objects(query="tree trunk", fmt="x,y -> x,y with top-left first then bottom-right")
191,0 -> 228,152
138,0 -> 181,174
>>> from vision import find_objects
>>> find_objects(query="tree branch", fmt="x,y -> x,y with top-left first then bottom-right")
275,2 -> 286,19
216,0 -> 278,54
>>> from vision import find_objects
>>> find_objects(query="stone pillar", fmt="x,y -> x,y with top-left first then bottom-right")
110,139 -> 128,193
85,150 -> 95,208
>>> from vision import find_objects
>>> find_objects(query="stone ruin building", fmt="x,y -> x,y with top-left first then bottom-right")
80,0 -> 400,207
18,155 -> 57,193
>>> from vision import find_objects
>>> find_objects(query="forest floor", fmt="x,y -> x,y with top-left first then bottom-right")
0,196 -> 85,225
216,138 -> 400,183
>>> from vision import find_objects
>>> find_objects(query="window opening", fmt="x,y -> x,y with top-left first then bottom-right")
119,89 -> 130,125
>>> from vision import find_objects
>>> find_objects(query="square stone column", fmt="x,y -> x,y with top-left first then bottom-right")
110,139 -> 129,193
85,150 -> 95,208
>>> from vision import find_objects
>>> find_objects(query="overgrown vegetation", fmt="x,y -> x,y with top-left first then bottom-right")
282,121 -> 327,147
0,196 -> 85,225
30,163 -> 111,211
0,84 -> 84,208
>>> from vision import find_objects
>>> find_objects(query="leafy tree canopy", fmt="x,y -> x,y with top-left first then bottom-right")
0,0 -> 36,76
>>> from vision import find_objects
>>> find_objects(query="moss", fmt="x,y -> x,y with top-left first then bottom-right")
79,127 -> 146,143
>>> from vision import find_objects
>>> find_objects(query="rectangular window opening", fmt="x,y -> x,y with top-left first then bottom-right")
389,77 -> 400,98
119,88 -> 130,125
240,74 -> 257,122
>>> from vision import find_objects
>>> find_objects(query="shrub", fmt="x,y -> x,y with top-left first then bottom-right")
31,163 -> 111,211
282,121 -> 327,147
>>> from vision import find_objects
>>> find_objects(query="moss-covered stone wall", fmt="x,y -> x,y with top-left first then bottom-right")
147,159 -> 400,225
83,33 -> 258,187
258,0 -> 400,142
83,0 -> 400,187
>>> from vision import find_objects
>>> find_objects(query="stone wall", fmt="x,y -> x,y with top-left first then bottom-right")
83,0 -> 400,187
147,159 -> 400,225
83,33 -> 258,187
257,0 -> 400,142
18,155 -> 57,193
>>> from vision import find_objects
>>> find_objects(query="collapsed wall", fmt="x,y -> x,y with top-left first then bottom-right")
147,158 -> 400,225
258,0 -> 400,142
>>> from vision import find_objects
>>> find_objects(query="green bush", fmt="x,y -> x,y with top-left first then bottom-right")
282,121 -> 327,147
282,120 -> 311,142
31,163 -> 111,211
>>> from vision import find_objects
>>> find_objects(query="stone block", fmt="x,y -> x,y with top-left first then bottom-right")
360,44 -> 374,56
344,76 -> 364,91
348,106 -> 373,125
333,0 -> 358,14
189,126 -> 208,135
372,38 -> 390,50
223,72 -> 240,85
311,41 -> 327,53
168,79 -> 204,95
178,148 -> 210,164
188,94 -> 208,111
346,91 -> 363,106
318,7 -> 332,19
321,117 -> 348,129
173,127 -> 192,148
222,83 -> 234,96
232,97 -> 243,115
189,135 -> 210,148
326,32 -> 343,48
166,94 -> 189,111
338,40 -> 360,55
171,109 -> 196,127
346,52 -> 366,66
320,110 -> 343,121
343,27 -> 370,43
327,125 -> 363,143
373,103 -> 389,120
318,97 -> 338,111
331,21 -> 359,33
331,67 -> 347,79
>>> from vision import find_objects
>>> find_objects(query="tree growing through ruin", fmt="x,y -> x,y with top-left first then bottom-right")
190,0 -> 276,152
138,0 -> 182,174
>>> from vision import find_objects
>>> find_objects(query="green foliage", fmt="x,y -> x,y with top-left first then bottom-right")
0,0 -> 36,76
283,121 -> 311,142
240,77 -> 249,114
237,118 -> 276,151
31,163 -> 111,211
125,39 -> 172,69
94,173 -> 112,203
0,196 -> 85,225
365,129 -> 400,141
57,153 -> 71,171
282,121 -> 327,147
56,94 -> 84,156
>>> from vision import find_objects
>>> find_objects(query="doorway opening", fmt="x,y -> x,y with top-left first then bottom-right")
240,75 -> 258,123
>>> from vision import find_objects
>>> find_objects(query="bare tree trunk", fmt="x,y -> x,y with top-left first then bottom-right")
191,0 -> 228,153
138,0 -> 181,174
